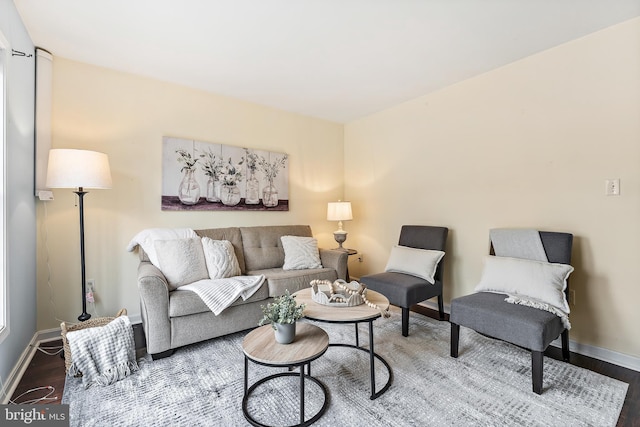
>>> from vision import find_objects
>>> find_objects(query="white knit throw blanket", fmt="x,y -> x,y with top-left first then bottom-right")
67,316 -> 139,389
179,275 -> 265,315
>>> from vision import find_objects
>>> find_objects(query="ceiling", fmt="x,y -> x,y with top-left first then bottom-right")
14,0 -> 640,123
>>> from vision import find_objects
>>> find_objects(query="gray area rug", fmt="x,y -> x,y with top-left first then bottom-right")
62,310 -> 628,426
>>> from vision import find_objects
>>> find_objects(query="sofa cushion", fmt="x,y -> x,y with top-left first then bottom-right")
201,238 -> 241,279
240,225 -> 313,271
247,267 -> 338,297
281,236 -> 322,270
169,282 -> 269,317
195,227 -> 246,273
154,238 -> 209,290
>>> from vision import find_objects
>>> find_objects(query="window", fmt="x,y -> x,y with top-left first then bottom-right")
0,36 -> 6,341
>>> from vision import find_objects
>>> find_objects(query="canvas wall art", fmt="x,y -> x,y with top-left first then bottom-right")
162,137 -> 289,211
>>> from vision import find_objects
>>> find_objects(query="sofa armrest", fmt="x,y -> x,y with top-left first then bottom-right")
137,261 -> 172,355
319,249 -> 348,281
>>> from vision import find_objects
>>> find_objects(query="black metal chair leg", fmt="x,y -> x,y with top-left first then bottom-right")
561,329 -> 570,362
401,307 -> 409,337
450,323 -> 460,358
532,350 -> 543,394
437,294 -> 445,320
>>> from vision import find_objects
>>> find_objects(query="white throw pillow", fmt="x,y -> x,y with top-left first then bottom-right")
281,236 -> 322,270
384,245 -> 445,283
154,237 -> 209,290
201,237 -> 241,279
474,255 -> 573,314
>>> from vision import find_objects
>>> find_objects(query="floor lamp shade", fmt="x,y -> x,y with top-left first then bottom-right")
46,149 -> 112,190
46,149 -> 112,321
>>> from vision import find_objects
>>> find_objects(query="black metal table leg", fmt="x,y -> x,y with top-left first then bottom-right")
243,362 -> 329,427
368,320 -> 376,399
244,356 -> 248,395
355,323 -> 359,347
300,364 -> 305,424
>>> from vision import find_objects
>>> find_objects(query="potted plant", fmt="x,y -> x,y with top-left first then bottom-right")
258,290 -> 305,344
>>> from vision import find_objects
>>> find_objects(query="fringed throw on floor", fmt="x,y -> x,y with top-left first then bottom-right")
66,315 -> 138,388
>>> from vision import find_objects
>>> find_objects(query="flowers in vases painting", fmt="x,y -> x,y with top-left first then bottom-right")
162,136 -> 289,211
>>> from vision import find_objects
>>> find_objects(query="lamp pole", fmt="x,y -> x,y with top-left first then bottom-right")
75,188 -> 91,322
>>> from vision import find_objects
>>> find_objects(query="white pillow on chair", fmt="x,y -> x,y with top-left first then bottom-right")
474,255 -> 573,314
385,245 -> 445,283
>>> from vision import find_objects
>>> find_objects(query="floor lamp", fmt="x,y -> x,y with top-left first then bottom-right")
46,149 -> 112,322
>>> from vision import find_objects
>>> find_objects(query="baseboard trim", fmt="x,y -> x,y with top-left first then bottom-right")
1,332 -> 40,404
417,301 -> 640,372
1,315 -> 143,404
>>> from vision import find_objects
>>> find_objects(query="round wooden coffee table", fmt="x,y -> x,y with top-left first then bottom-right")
242,322 -> 329,427
293,287 -> 393,400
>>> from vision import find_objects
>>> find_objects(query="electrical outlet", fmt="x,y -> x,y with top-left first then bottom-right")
86,279 -> 95,303
605,179 -> 620,196
569,290 -> 576,306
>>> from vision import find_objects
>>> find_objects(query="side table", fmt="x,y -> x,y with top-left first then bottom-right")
242,323 -> 329,427
335,248 -> 358,281
293,288 -> 393,400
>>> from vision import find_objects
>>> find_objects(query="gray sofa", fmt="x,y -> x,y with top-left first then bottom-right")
136,225 -> 347,359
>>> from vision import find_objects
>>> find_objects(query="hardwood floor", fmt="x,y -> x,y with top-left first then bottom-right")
8,310 -> 639,426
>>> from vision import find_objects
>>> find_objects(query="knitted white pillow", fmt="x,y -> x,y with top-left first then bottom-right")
385,245 -> 445,283
281,236 -> 322,270
154,237 -> 209,290
201,237 -> 241,279
474,255 -> 573,315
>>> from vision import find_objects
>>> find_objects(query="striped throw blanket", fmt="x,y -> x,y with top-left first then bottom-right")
67,316 -> 138,388
179,275 -> 265,315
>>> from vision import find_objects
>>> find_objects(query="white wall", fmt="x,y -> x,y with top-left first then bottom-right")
0,0 -> 36,391
345,18 -> 640,358
36,58 -> 344,329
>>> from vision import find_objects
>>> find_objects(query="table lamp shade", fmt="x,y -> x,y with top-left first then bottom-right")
327,202 -> 353,222
46,149 -> 112,189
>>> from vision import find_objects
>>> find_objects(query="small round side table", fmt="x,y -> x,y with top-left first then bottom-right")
242,322 -> 329,427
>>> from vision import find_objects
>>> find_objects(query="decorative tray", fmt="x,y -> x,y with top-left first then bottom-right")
310,279 -> 366,307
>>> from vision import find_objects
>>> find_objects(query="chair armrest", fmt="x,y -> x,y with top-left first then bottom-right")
319,249 -> 348,281
137,261 -> 171,355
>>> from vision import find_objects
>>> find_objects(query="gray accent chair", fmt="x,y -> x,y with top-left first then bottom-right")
450,231 -> 573,394
360,225 -> 449,337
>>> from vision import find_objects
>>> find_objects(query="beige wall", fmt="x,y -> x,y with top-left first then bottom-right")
36,58 -> 344,329
345,18 -> 640,358
37,18 -> 640,360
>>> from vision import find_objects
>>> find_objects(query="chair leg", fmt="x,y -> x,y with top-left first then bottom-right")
450,323 -> 460,358
437,295 -> 445,320
401,307 -> 409,337
532,350 -> 543,394
561,329 -> 570,362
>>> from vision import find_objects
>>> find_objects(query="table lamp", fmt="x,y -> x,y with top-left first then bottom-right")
327,201 -> 353,251
46,149 -> 112,321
